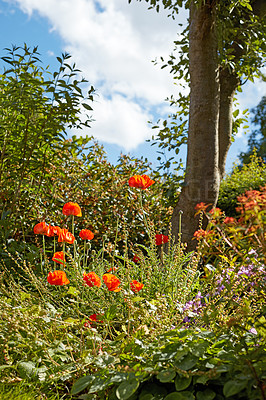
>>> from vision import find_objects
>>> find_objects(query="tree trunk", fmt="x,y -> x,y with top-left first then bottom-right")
218,67 -> 240,180
170,1 -> 220,250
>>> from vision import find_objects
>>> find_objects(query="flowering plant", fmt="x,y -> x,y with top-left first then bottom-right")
47,270 -> 70,285
62,202 -> 82,217
128,174 -> 155,189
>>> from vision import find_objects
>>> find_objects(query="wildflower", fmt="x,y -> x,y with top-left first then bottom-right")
193,229 -> 209,240
155,234 -> 169,246
84,313 -> 103,327
62,202 -> 82,217
194,202 -> 210,213
130,280 -> 144,292
224,217 -> 235,224
47,270 -> 70,285
33,221 -> 48,235
79,229 -> 94,240
52,251 -> 65,265
83,272 -> 101,287
133,255 -> 141,263
46,225 -> 61,237
209,207 -> 222,216
58,228 -> 75,244
103,273 -> 121,292
128,174 -> 155,189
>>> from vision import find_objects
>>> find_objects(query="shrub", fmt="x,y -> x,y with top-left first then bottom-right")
217,152 -> 266,217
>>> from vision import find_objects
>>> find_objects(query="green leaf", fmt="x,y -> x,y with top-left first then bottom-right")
116,378 -> 139,400
157,368 -> 176,382
223,380 -> 247,397
164,392 -> 195,400
82,103 -> 93,111
175,353 -> 198,370
17,361 -> 36,379
71,375 -> 94,395
139,383 -> 167,400
175,375 -> 192,391
88,376 -> 109,393
196,389 -> 216,400
140,395 -> 154,400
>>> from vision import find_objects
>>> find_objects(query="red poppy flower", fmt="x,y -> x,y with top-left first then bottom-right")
33,221 -> 48,235
155,234 -> 169,246
103,273 -> 121,292
132,255 -> 141,264
83,272 -> 101,287
62,202 -> 82,217
128,174 -> 155,189
130,280 -> 144,292
84,313 -> 103,327
47,270 -> 70,285
79,229 -> 94,240
58,228 -> 75,244
52,251 -> 65,265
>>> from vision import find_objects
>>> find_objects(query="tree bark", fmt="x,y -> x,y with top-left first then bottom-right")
170,1 -> 220,250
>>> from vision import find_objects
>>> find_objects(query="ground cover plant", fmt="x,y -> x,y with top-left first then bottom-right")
0,175 -> 265,399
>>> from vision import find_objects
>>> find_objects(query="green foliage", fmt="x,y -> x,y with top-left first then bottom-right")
70,327 -> 265,399
239,95 -> 266,164
0,46 -> 173,261
0,44 -> 95,238
217,152 -> 266,216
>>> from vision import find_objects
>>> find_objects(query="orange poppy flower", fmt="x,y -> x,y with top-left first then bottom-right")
130,280 -> 144,293
62,202 -> 82,217
103,273 -> 121,292
47,270 -> 70,285
33,221 -> 48,235
52,251 -> 65,265
155,234 -> 169,246
83,272 -> 101,287
58,228 -> 75,244
79,229 -> 94,240
128,174 -> 155,189
46,225 -> 61,237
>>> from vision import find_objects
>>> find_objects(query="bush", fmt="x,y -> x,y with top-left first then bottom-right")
217,152 -> 266,217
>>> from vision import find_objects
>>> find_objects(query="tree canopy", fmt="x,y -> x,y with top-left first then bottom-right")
129,0 -> 266,249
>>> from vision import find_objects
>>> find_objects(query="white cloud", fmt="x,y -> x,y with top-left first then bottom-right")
88,93 -> 153,150
5,0 -> 187,150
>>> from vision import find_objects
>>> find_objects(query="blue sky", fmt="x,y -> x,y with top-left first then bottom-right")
0,0 -> 265,173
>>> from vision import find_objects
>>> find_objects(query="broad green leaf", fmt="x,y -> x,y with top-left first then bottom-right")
157,368 -> 176,382
116,378 -> 139,400
139,382 -> 167,400
71,375 -> 94,395
175,375 -> 192,391
88,376 -> 109,393
196,389 -> 216,400
223,380 -> 247,397
164,391 -> 195,400
175,353 -> 198,370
